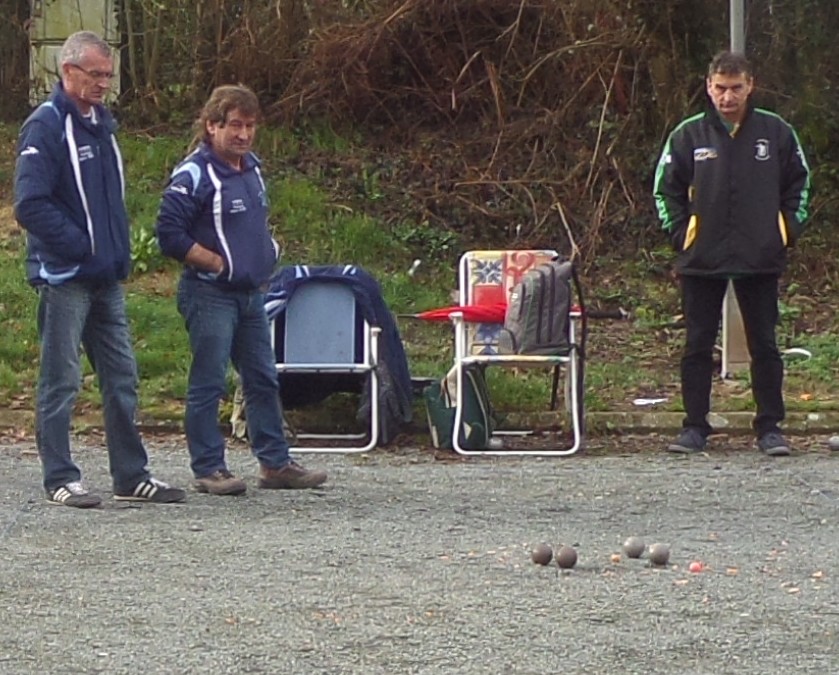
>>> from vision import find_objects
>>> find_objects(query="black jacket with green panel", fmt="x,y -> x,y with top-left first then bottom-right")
653,103 -> 811,277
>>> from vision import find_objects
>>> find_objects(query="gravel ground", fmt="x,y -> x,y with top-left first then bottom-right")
1,432 -> 839,674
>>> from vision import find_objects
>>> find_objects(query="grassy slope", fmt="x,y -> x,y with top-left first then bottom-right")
1,121 -> 839,427
0,123 -> 458,423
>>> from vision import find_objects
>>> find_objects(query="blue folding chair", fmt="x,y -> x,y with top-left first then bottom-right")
271,281 -> 381,453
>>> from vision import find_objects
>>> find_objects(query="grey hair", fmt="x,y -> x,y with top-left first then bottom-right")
59,31 -> 111,66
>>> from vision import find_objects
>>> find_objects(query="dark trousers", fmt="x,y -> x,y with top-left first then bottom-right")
680,274 -> 784,437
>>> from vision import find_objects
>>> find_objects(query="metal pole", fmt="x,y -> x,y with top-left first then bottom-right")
722,0 -> 749,377
730,0 -> 745,53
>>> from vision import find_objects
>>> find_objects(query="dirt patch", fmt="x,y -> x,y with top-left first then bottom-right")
0,205 -> 22,240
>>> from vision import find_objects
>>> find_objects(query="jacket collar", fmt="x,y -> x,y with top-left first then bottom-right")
48,81 -> 117,134
198,142 -> 260,175
708,99 -> 754,133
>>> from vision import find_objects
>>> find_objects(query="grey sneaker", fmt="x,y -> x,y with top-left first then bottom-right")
667,428 -> 707,454
758,431 -> 791,457
258,461 -> 327,490
46,481 -> 102,509
194,469 -> 247,496
114,477 -> 187,503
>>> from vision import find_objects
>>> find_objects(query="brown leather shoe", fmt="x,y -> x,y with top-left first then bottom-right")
194,469 -> 247,496
258,461 -> 328,490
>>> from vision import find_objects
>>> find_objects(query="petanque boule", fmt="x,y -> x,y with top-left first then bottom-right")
622,536 -> 645,559
555,545 -> 578,569
828,436 -> 839,451
649,543 -> 670,566
531,543 -> 553,566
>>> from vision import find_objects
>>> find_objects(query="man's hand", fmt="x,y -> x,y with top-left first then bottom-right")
184,243 -> 225,274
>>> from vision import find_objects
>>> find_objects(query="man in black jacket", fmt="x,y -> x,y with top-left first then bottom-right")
653,51 -> 811,455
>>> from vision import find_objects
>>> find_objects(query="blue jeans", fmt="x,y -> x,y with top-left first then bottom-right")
177,277 -> 291,477
36,281 -> 151,492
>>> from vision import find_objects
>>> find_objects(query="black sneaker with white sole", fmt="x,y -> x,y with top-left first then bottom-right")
114,477 -> 187,503
46,481 -> 102,509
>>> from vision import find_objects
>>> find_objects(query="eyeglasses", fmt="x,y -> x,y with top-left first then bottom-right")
69,64 -> 115,83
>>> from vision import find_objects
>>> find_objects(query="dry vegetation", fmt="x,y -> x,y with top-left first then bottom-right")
5,0 -> 839,267
268,0 -> 837,271
277,0 -> 670,260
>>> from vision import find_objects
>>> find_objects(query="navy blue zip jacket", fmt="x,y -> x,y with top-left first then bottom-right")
155,143 -> 280,290
14,82 -> 130,286
653,103 -> 811,276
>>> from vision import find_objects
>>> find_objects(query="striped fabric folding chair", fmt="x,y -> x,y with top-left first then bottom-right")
448,250 -> 584,456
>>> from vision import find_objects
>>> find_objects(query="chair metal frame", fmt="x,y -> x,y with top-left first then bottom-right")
271,281 -> 381,453
449,250 -> 583,456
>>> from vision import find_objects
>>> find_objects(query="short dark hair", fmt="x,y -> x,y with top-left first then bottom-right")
708,51 -> 753,79
194,85 -> 261,146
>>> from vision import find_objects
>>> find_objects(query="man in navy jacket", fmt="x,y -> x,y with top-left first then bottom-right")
654,51 -> 812,456
14,31 -> 186,507
156,85 -> 327,495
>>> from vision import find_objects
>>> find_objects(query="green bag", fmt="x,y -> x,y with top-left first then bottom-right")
424,365 -> 495,450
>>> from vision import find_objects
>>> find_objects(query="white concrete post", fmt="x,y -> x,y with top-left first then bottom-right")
722,285 -> 750,377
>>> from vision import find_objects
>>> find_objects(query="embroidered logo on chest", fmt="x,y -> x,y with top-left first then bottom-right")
693,147 -> 718,161
230,198 -> 247,214
755,139 -> 771,161
78,145 -> 95,162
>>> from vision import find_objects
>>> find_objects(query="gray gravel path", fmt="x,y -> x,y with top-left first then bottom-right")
1,434 -> 838,674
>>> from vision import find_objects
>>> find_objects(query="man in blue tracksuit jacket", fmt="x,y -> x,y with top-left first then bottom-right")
13,31 -> 185,507
654,51 -> 812,456
155,84 -> 327,495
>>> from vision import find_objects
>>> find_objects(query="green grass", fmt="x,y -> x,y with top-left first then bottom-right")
121,133 -> 191,274
125,283 -> 191,417
0,238 -> 38,401
0,122 -> 462,422
3,119 -> 839,426
265,171 -> 409,271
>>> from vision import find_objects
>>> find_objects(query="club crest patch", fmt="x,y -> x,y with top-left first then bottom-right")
755,139 -> 770,161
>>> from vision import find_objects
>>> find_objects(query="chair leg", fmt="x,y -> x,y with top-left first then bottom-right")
550,365 -> 560,411
575,354 -> 585,436
563,349 -> 586,436
285,327 -> 381,454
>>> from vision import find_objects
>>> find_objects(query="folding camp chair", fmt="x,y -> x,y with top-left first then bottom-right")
271,280 -> 381,453
449,249 -> 584,456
